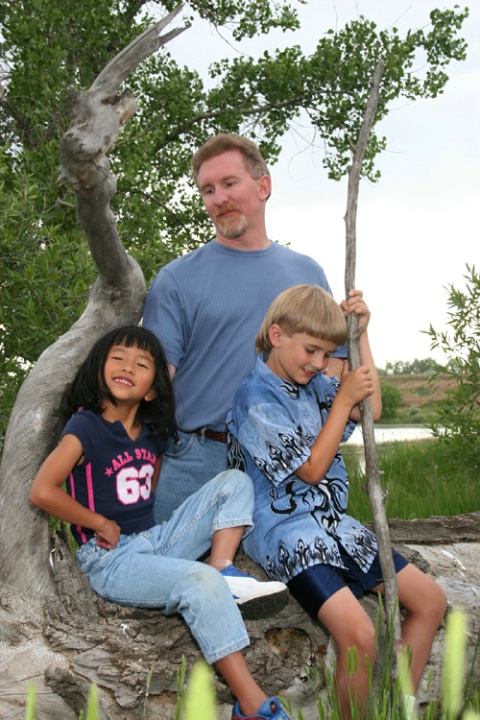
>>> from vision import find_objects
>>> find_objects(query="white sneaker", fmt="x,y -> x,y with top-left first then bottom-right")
220,564 -> 288,619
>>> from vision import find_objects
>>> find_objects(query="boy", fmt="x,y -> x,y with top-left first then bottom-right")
227,285 -> 446,719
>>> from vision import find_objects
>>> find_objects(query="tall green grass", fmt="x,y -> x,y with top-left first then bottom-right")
344,439 -> 480,521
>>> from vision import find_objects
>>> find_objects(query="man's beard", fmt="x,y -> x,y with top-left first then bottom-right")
214,208 -> 248,239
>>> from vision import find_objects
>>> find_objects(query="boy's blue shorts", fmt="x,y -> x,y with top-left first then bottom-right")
286,544 -> 409,618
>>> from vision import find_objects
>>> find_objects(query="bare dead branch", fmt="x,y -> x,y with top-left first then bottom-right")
91,5 -> 187,96
343,61 -> 402,651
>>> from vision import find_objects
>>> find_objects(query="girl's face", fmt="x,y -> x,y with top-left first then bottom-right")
103,343 -> 156,404
266,325 -> 337,385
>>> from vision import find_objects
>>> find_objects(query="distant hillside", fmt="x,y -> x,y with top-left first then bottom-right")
380,373 -> 456,422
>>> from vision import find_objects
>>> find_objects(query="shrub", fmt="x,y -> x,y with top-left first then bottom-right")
380,381 -> 403,420
427,264 -> 480,471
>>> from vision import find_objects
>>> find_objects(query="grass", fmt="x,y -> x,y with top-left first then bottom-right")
343,438 -> 480,522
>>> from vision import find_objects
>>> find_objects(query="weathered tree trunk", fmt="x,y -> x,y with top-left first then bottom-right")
0,5 -> 186,598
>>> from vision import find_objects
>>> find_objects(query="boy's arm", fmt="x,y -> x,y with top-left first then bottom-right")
30,434 -> 120,549
296,289 -> 381,485
295,366 -> 373,485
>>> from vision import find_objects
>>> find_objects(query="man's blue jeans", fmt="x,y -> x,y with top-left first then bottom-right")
76,470 -> 252,664
153,430 -> 229,523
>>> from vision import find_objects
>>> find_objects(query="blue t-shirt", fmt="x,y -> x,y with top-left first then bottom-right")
63,410 -> 168,545
143,240 -> 345,431
227,355 -> 377,584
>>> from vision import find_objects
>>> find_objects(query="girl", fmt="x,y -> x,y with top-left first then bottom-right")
30,325 -> 289,720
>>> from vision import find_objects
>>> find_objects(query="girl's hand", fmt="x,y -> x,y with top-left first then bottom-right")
341,289 -> 371,332
94,517 -> 121,550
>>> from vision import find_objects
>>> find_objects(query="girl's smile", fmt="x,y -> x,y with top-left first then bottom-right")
104,344 -> 156,403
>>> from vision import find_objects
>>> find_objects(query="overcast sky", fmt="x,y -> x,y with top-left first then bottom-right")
168,1 -> 479,367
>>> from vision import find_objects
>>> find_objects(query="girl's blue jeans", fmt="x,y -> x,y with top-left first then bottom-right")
76,469 -> 253,664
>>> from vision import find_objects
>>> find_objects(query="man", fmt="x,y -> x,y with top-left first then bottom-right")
143,133 -> 346,522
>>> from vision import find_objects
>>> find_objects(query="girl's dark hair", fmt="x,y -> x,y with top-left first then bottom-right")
61,326 -> 177,439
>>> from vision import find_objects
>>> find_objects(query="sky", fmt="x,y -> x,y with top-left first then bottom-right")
165,1 -> 479,368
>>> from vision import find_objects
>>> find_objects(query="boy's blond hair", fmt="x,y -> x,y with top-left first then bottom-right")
256,285 -> 348,354
191,133 -> 270,185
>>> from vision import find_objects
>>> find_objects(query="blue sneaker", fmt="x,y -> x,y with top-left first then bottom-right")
232,696 -> 290,720
220,564 -> 288,619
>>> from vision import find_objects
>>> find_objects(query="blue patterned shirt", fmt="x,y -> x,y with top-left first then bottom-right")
227,354 -> 377,583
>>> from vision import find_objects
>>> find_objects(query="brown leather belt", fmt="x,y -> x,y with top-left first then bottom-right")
192,427 -> 228,444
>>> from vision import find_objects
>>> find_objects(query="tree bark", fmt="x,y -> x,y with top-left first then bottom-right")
0,5 -> 185,597
343,61 -> 402,649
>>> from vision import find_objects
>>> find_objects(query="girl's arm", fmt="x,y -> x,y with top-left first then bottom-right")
296,290 -> 381,485
151,455 -> 163,493
30,434 -> 121,549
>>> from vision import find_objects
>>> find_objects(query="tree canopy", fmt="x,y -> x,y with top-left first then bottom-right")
0,0 -> 469,446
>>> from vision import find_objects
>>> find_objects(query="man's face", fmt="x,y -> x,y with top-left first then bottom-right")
196,149 -> 270,243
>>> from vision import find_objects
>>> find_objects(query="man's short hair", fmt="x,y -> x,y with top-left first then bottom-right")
256,285 -> 348,354
191,133 -> 270,185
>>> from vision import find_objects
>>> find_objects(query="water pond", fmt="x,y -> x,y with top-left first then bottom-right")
348,425 -> 434,446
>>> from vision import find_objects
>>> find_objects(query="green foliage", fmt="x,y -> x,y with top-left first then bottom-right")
344,439 -> 479,521
0,1 -> 469,447
183,661 -> 217,720
383,357 -> 439,375
443,610 -> 467,720
24,685 -> 35,720
427,265 -> 480,472
84,684 -> 100,720
380,381 -> 403,420
174,655 -> 188,720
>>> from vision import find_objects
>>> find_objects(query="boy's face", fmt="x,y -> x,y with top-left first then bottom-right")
266,326 -> 338,385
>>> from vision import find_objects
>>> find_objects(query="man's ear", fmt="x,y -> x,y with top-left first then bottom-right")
144,388 -> 157,402
258,174 -> 272,201
268,323 -> 284,348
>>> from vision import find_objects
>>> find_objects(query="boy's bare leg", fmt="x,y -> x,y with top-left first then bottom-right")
381,564 -> 447,691
318,588 -> 377,720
